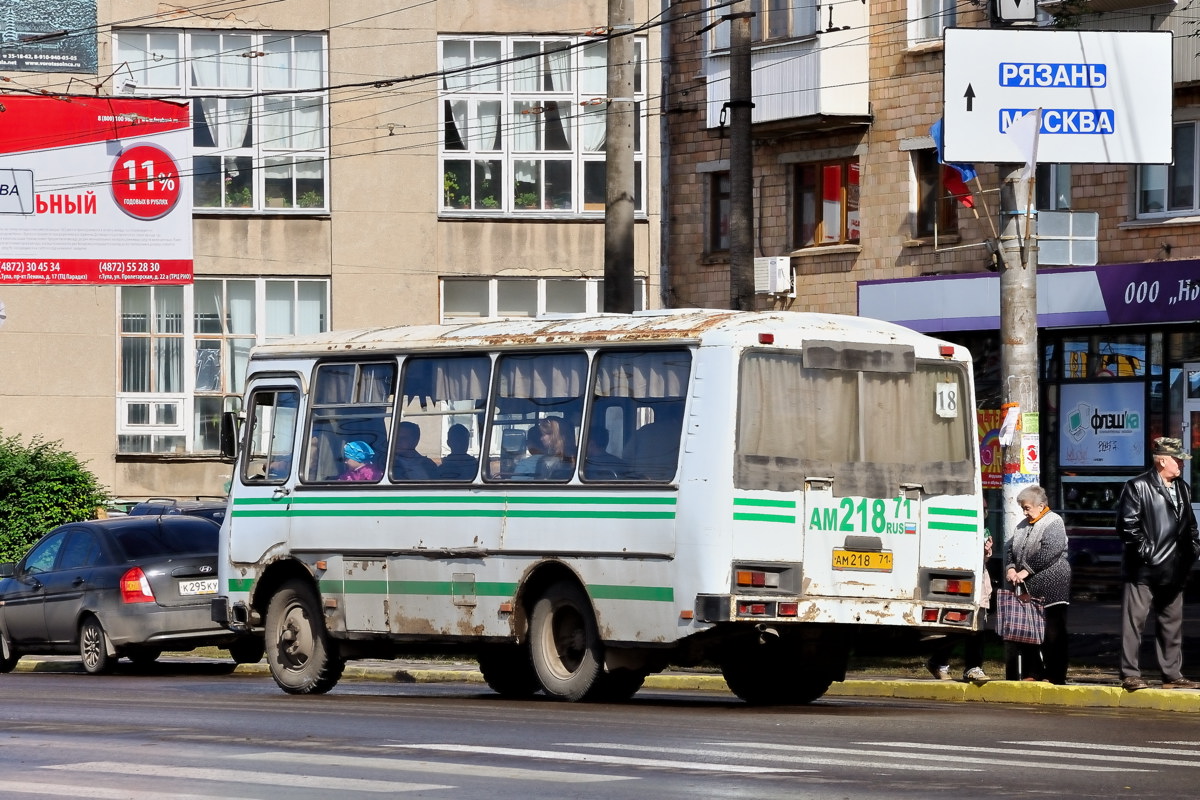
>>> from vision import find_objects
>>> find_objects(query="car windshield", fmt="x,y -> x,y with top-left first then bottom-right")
111,520 -> 218,559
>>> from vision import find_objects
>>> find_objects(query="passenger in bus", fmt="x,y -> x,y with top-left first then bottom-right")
512,418 -> 568,480
391,420 -> 437,480
630,405 -> 684,480
338,440 -> 381,482
582,426 -> 628,480
436,423 -> 479,481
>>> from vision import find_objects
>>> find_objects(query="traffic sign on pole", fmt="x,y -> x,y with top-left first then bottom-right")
942,29 -> 1172,164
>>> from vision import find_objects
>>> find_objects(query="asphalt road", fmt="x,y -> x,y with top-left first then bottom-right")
1,667 -> 1200,799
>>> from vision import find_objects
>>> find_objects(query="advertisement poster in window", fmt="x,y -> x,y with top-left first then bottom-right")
1059,382 -> 1145,468
0,1 -> 97,73
0,95 -> 192,284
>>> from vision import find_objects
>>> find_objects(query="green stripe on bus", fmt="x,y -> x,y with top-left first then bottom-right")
928,522 -> 978,532
236,494 -> 676,507
928,507 -> 977,518
228,578 -> 253,592
232,508 -> 675,520
733,512 -> 796,524
733,498 -> 796,509
588,584 -> 674,602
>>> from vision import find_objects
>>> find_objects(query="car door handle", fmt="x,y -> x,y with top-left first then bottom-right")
72,577 -> 86,587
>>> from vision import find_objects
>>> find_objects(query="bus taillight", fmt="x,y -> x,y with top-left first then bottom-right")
777,602 -> 798,617
928,578 -> 974,596
735,570 -> 780,589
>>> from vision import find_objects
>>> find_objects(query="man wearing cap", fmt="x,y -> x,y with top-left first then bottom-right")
1116,436 -> 1200,691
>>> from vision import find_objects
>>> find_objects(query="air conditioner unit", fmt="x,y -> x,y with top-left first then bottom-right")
754,256 -> 792,295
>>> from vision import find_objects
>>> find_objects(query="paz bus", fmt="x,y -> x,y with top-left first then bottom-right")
211,309 -> 985,704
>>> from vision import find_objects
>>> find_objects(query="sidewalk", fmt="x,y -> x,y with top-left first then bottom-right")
11,599 -> 1200,713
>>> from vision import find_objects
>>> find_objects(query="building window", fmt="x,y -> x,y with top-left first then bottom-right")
913,150 -> 958,239
907,0 -> 955,44
441,277 -> 644,321
1138,122 -> 1197,216
439,35 -> 646,216
1037,164 -> 1072,210
113,29 -> 328,213
709,171 -> 731,253
118,279 -> 329,454
794,159 -> 861,247
709,0 -> 819,48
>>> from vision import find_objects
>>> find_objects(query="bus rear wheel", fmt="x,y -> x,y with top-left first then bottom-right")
529,582 -> 603,701
265,579 -> 345,695
478,644 -> 541,698
720,633 -> 835,705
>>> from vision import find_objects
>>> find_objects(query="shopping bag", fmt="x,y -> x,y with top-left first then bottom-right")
995,584 -> 1045,644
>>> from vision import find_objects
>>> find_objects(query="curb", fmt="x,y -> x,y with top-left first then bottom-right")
13,659 -> 1200,712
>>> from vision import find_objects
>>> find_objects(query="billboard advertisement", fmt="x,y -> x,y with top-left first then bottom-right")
0,1 -> 98,73
1059,382 -> 1146,468
0,95 -> 192,284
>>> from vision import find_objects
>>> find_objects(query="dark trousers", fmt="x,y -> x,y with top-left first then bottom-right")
1121,581 -> 1185,681
1004,603 -> 1069,684
931,632 -> 985,672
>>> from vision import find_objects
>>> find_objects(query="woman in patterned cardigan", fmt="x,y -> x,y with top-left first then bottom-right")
1004,484 -> 1072,684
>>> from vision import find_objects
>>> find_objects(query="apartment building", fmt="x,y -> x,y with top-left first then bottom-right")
0,0 -> 663,498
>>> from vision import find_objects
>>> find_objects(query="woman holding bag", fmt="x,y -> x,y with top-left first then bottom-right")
1003,484 -> 1072,684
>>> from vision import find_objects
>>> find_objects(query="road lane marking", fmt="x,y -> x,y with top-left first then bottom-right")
573,742 -> 975,772
875,740 -> 1199,769
237,751 -> 635,783
1006,740 -> 1200,762
387,744 -> 811,774
43,762 -> 447,793
0,784 -> 229,800
719,741 -> 1147,773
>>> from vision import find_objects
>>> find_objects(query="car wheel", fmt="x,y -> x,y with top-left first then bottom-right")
0,633 -> 19,673
79,616 -> 115,675
228,637 -> 266,665
264,579 -> 344,694
528,581 -> 603,701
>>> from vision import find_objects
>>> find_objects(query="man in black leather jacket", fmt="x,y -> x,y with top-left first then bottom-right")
1116,437 -> 1200,691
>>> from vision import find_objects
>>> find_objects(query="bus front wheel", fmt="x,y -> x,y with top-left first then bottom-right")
265,580 -> 345,695
529,582 -> 603,701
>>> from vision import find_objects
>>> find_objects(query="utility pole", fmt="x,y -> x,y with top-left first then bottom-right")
603,0 -> 635,314
998,164 -> 1039,546
728,0 -> 755,311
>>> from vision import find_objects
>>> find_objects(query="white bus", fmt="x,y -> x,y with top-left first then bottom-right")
212,309 -> 985,704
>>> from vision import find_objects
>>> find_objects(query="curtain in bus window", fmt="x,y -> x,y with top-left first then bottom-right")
736,352 -> 857,493
499,353 -> 586,398
395,355 -> 491,482
592,350 -> 690,398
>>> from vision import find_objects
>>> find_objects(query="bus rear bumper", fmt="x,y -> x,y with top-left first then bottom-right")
694,593 -> 979,630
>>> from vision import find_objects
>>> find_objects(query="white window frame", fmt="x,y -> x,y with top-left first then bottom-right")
907,0 -> 955,45
441,277 -> 645,322
112,28 -> 329,214
707,0 -> 819,50
117,278 -> 330,454
438,35 -> 647,217
1137,121 -> 1199,218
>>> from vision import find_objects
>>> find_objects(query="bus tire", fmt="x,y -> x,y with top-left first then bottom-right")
589,668 -> 647,702
265,580 -> 344,695
478,644 -> 541,698
529,581 -> 603,701
721,642 -> 832,706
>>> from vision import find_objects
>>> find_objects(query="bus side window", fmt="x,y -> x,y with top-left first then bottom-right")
486,352 -> 587,482
242,389 -> 300,483
394,355 -> 491,483
303,361 -> 395,483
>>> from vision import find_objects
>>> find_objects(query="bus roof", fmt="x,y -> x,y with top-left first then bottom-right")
250,309 -> 954,360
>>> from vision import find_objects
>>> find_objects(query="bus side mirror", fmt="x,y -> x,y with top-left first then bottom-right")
220,411 -> 240,461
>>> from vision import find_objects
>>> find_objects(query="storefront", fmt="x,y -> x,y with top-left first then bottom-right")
860,260 -> 1200,585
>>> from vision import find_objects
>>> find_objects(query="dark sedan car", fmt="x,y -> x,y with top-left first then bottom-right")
0,515 -> 262,674
126,497 -> 228,523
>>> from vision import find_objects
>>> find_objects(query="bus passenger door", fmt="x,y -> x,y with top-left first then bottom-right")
230,383 -> 303,564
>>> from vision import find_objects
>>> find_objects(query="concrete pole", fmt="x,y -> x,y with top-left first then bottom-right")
728,0 -> 755,311
603,0 -> 635,314
998,164 -> 1039,550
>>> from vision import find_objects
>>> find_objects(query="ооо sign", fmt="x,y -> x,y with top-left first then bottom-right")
942,29 -> 1172,165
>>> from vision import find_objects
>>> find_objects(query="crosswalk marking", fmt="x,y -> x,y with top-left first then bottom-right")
237,751 -> 635,783
719,741 -> 1148,773
387,743 -> 811,774
1016,740 -> 1200,759
43,762 -> 447,793
573,742 -> 975,772
877,740 -> 1200,769
1,784 -> 229,800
